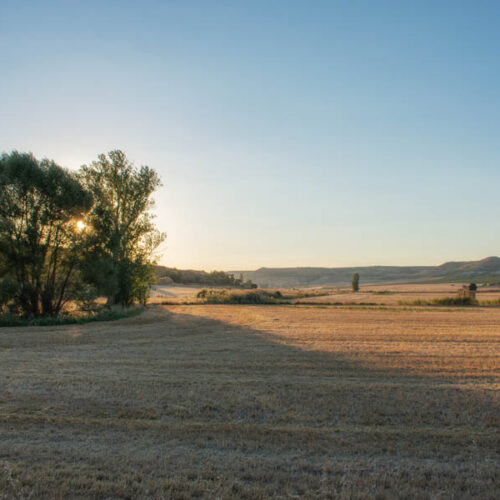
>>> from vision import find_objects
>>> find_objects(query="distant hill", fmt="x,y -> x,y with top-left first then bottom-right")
232,257 -> 500,288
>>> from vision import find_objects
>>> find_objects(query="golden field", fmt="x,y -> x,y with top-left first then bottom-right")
0,298 -> 499,498
149,283 -> 500,306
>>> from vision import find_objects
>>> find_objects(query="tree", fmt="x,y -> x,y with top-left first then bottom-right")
80,150 -> 165,306
0,151 -> 92,316
352,272 -> 360,292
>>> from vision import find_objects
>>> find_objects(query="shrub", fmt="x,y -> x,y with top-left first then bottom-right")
197,289 -> 287,305
432,296 -> 477,306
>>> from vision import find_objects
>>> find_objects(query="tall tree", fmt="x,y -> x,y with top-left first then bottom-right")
80,150 -> 165,306
0,152 -> 92,316
352,272 -> 360,292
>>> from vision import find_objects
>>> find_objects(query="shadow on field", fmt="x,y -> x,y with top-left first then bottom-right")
154,307 -> 500,430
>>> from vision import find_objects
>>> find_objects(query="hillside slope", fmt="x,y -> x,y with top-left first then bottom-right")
233,257 -> 500,287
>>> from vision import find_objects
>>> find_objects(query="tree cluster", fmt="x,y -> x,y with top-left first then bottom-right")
156,267 -> 256,288
0,150 -> 165,317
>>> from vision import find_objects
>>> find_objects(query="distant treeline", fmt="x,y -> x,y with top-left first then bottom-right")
156,266 -> 257,288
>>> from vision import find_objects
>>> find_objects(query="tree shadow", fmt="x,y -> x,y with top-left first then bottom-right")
153,306 -> 500,433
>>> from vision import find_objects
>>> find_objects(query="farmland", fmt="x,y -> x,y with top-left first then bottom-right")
0,292 -> 499,498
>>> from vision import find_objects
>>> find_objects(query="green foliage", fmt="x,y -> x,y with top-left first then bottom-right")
0,151 -> 92,317
0,149 -> 165,320
196,289 -> 286,304
352,273 -> 360,292
0,306 -> 143,327
432,296 -> 478,305
479,298 -> 500,306
74,283 -> 99,313
80,150 -> 165,306
156,266 -> 257,287
0,278 -> 17,313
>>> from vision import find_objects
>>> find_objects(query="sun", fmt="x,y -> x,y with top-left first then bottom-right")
76,220 -> 86,231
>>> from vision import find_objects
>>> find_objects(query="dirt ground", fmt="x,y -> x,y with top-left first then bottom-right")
0,304 -> 498,498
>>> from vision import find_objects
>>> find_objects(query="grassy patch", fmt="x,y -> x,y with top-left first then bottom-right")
0,306 -> 144,327
399,296 -> 478,306
296,300 -> 380,305
479,298 -> 500,306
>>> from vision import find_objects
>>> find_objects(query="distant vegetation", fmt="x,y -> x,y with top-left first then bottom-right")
352,272 -> 360,292
236,257 -> 500,288
399,297 -> 478,306
197,289 -> 285,304
194,288 -> 329,305
156,267 -> 257,288
0,150 -> 164,320
0,306 -> 143,327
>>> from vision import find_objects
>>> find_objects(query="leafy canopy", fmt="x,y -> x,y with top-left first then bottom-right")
0,151 -> 92,316
81,150 -> 165,305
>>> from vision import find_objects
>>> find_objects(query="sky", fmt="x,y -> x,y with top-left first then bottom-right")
2,0 -> 500,270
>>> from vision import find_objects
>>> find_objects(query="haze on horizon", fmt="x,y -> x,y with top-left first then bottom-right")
2,0 -> 500,271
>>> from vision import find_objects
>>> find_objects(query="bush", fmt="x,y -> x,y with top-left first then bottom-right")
480,298 -> 500,306
432,296 -> 477,306
197,289 -> 287,305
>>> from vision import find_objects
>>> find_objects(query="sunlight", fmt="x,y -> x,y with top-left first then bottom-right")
76,220 -> 86,231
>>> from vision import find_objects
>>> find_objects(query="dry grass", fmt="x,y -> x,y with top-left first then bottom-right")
149,282 -> 500,307
0,304 -> 498,498
295,283 -> 500,305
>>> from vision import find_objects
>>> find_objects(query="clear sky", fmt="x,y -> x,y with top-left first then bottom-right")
2,1 -> 500,270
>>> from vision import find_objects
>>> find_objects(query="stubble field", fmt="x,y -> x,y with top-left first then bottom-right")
0,299 -> 499,498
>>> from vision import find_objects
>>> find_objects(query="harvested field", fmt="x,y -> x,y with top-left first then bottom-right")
148,283 -> 500,307
0,304 -> 499,498
291,283 -> 500,305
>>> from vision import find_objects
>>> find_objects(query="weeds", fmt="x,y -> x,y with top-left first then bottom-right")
0,306 -> 144,327
398,296 -> 478,306
479,298 -> 500,306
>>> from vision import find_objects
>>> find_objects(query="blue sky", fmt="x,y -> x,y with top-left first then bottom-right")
2,1 -> 500,270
